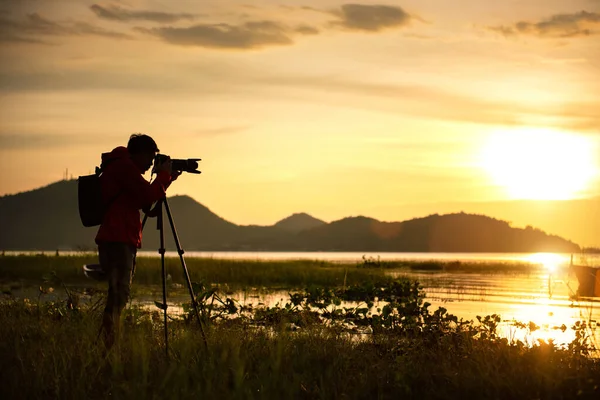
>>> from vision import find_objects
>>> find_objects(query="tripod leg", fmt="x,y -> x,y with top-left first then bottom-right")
157,202 -> 169,358
163,198 -> 208,350
142,212 -> 149,230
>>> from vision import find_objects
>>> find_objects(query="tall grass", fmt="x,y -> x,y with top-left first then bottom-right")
1,296 -> 599,400
0,254 -> 546,291
0,254 -> 395,289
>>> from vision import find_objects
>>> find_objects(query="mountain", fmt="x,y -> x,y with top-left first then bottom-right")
273,213 -> 326,233
0,180 -> 581,253
0,180 -> 91,251
295,213 -> 579,253
389,198 -> 600,248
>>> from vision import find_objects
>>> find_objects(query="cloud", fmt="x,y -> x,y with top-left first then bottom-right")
300,6 -> 330,15
71,21 -> 133,39
137,20 -> 296,49
90,4 -> 195,23
254,74 -> 600,131
0,132 -> 116,150
0,133 -> 67,150
0,12 -> 132,43
135,4 -> 412,49
490,10 -> 600,38
0,31 -> 47,44
295,25 -> 320,35
0,3 -> 414,48
331,4 -> 412,32
195,125 -> 251,136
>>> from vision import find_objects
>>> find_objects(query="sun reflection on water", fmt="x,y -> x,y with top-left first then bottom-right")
501,298 -> 577,346
525,252 -> 567,273
137,255 -> 599,353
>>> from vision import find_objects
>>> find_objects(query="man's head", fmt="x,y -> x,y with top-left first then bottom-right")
128,133 -> 159,173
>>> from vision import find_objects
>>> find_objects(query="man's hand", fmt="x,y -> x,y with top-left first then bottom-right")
171,170 -> 182,181
153,157 -> 172,175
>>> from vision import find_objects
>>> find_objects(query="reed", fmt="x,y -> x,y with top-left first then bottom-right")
0,254 -> 547,291
1,291 -> 598,400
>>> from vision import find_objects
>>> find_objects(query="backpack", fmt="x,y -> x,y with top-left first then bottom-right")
77,155 -> 120,227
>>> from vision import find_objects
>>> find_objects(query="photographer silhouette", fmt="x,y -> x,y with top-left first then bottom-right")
95,134 -> 179,349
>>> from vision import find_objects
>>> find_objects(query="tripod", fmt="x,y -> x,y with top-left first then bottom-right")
142,197 -> 207,356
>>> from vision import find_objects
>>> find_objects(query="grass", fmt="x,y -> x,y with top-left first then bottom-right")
0,254 -> 393,290
357,255 -> 547,274
0,254 -> 547,291
1,252 -> 599,399
1,283 -> 599,400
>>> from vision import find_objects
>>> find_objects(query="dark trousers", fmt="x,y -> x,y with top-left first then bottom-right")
98,242 -> 137,347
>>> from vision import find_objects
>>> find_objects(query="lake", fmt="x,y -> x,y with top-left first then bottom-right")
6,250 -> 599,350
120,251 -> 598,350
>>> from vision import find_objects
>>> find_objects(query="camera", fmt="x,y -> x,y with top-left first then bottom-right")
155,154 -> 202,174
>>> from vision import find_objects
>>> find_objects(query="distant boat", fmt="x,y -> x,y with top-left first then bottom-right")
570,254 -> 600,297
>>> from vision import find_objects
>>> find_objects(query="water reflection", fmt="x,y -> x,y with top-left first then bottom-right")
140,266 -> 599,351
12,249 -> 596,348
525,252 -> 565,272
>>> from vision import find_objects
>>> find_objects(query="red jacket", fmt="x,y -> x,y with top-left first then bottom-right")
95,146 -> 172,248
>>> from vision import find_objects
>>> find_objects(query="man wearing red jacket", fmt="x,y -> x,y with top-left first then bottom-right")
96,133 -> 179,348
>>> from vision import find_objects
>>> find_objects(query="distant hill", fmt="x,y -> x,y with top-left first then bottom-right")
394,197 -> 600,248
294,213 -> 579,253
0,180 -> 581,253
273,213 -> 326,233
0,180 -> 90,251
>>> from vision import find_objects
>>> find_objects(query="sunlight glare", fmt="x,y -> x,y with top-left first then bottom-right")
503,302 -> 576,346
480,127 -> 597,200
526,253 -> 565,272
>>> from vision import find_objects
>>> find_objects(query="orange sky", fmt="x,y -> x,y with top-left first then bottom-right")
1,1 -> 600,244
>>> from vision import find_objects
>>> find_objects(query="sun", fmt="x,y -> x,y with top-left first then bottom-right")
480,127 -> 597,200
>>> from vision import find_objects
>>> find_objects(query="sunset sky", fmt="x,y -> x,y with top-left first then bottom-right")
1,1 -> 600,238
